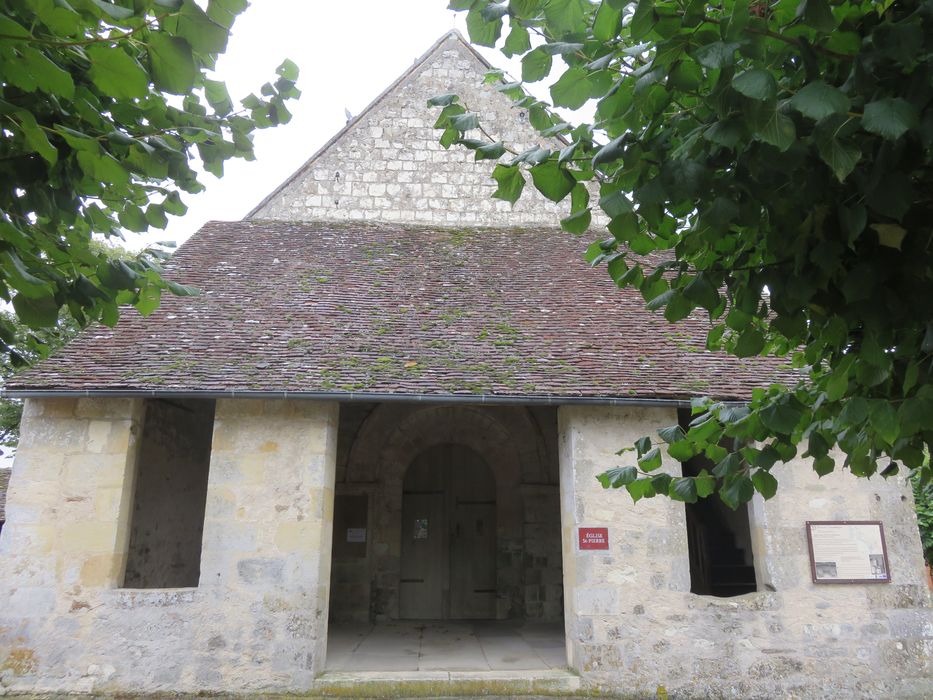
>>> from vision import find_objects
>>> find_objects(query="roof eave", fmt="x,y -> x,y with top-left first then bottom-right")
0,387 -> 745,407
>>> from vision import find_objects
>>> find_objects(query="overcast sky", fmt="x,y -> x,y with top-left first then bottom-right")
150,1 -> 516,248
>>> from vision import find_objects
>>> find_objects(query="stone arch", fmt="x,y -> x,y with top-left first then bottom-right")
344,403 -> 550,620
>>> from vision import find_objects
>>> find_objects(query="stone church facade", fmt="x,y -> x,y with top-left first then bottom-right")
0,32 -> 930,699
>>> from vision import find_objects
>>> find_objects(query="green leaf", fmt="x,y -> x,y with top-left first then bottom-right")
530,161 -> 575,202
758,402 -> 803,435
800,0 -> 836,33
503,23 -> 531,56
550,67 -> 591,110
599,188 -> 633,218
872,224 -> 907,250
862,98 -> 919,140
474,142 -> 506,160
870,400 -> 899,445
789,81 -> 851,121
522,48 -> 552,82
638,447 -> 663,472
91,0 -> 134,20
21,46 -> 75,99
86,44 -> 148,99
695,470 -> 716,498
561,208 -> 591,234
598,465 -> 638,488
668,440 -> 698,462
593,1 -> 622,41
682,273 -> 719,312
0,251 -> 51,298
543,0 -> 586,37
77,150 -> 129,186
177,0 -> 229,54
756,109 -> 796,151
427,93 -> 459,107
734,328 -> 765,357
816,135 -> 861,182
657,424 -> 686,444
12,293 -> 59,328
491,164 -> 525,204
276,58 -> 299,81
466,6 -> 502,47
630,0 -> 656,40
692,41 -> 740,69
15,110 -> 57,165
635,435 -> 651,456
720,474 -> 754,509
669,477 -> 698,503
625,477 -> 656,503
732,69 -> 776,102
149,33 -> 197,95
813,455 -> 835,477
751,470 -> 778,499
450,112 -> 479,131
592,134 -> 626,168
839,396 -> 869,425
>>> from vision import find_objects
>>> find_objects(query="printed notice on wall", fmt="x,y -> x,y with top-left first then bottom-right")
414,519 -> 428,540
346,528 -> 366,543
806,521 -> 890,584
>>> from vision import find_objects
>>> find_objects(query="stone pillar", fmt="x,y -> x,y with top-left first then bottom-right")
198,399 -> 339,683
557,405 -> 689,675
0,397 -> 144,689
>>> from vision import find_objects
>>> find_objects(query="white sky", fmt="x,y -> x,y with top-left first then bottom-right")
149,1 -> 519,249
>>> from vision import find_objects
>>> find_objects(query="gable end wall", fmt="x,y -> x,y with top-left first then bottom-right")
250,34 -> 580,227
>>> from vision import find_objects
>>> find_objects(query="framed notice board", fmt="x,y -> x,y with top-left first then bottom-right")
806,521 -> 891,584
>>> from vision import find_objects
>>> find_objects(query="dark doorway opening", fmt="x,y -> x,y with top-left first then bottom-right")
123,398 -> 215,589
399,443 -> 496,619
679,409 -> 757,597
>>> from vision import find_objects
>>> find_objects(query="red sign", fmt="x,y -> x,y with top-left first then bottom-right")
578,527 -> 609,550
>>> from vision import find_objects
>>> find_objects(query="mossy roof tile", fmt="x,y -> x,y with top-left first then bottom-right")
9,220 -> 798,401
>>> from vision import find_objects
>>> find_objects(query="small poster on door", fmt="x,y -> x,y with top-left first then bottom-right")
346,528 -> 366,543
806,521 -> 891,583
414,519 -> 428,539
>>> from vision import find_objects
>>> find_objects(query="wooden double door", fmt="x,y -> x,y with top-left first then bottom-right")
399,444 -> 497,619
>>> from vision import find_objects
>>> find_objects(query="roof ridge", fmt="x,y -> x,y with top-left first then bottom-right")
244,30 -> 493,220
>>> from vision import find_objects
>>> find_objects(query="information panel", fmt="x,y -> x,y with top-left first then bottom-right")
806,521 -> 891,584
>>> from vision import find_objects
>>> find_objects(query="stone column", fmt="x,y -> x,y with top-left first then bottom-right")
198,399 -> 339,685
0,397 -> 144,688
557,404 -> 689,674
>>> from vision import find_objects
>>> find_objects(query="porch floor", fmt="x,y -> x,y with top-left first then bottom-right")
325,620 -> 567,672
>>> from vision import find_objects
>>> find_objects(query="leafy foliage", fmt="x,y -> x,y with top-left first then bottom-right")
911,458 -> 933,564
435,0 -> 933,505
0,239 -> 132,453
0,0 -> 298,364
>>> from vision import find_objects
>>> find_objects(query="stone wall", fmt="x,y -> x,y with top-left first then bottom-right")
250,32 -> 591,229
558,405 -> 933,699
0,398 -> 338,695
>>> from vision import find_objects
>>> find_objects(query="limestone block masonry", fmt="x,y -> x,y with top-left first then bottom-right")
0,398 -> 338,695
250,32 -> 600,228
558,405 -> 933,699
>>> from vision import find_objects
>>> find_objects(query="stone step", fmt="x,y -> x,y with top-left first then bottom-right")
312,669 -> 582,698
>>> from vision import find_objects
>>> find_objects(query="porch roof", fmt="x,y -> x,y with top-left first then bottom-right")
6,220 -> 797,401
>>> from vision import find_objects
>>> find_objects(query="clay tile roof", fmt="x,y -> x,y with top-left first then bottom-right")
0,468 -> 10,523
7,220 -> 798,401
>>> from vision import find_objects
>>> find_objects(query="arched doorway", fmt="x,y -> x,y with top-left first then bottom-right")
399,443 -> 496,619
